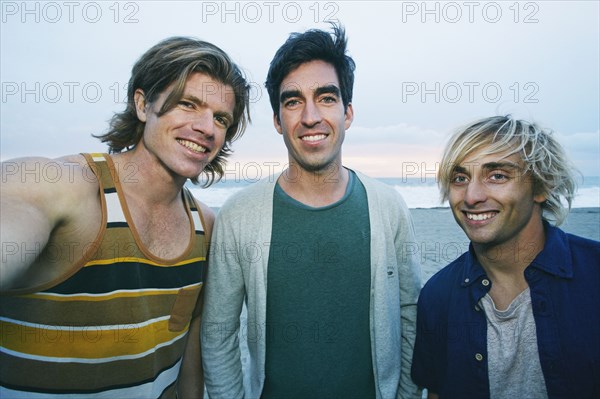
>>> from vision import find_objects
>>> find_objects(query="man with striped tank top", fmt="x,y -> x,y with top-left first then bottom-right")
0,37 -> 250,398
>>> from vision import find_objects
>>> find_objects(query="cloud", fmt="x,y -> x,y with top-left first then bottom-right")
348,123 -> 446,146
560,131 -> 600,152
1,1 -> 597,178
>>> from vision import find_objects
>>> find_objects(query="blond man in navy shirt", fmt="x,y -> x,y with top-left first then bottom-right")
412,115 -> 600,399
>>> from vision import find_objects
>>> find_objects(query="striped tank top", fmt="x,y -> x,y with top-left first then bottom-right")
0,153 -> 207,398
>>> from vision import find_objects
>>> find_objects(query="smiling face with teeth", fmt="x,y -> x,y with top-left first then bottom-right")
448,148 -> 547,250
274,60 -> 353,175
133,72 -> 235,183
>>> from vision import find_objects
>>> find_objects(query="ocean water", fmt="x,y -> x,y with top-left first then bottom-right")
188,176 -> 600,210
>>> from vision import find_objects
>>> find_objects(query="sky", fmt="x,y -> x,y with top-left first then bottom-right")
1,1 -> 599,181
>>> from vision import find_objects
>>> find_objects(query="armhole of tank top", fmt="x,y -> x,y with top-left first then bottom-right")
185,188 -> 209,249
185,188 -> 208,321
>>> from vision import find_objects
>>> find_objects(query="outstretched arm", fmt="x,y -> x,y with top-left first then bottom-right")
1,156 -> 100,291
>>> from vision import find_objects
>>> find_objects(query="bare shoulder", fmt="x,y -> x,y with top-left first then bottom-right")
1,155 -> 102,252
2,154 -> 98,186
2,154 -> 99,215
1,155 -> 103,290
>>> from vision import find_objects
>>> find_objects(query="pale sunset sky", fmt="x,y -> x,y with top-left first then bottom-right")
2,1 -> 598,179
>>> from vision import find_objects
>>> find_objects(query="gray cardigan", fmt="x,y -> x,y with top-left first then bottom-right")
202,171 -> 422,399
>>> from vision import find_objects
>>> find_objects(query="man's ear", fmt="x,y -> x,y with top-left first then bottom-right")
532,179 -> 547,204
344,103 -> 354,130
533,192 -> 547,204
134,89 -> 147,122
273,113 -> 282,135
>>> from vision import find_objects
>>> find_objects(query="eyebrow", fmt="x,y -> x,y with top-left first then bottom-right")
279,84 -> 341,104
481,161 -> 521,171
279,89 -> 302,104
181,94 -> 206,108
314,84 -> 341,98
452,160 -> 522,175
452,165 -> 470,175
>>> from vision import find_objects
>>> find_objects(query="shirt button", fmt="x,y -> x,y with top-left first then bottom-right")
482,279 -> 490,286
475,353 -> 484,361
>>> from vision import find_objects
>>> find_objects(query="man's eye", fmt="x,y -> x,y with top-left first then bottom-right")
215,115 -> 230,128
284,99 -> 300,107
321,96 -> 337,103
179,101 -> 194,109
452,175 -> 468,184
489,172 -> 509,182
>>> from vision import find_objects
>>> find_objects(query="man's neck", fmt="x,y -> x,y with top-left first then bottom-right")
473,217 -> 546,310
112,150 -> 185,208
277,163 -> 349,207
474,218 -> 545,274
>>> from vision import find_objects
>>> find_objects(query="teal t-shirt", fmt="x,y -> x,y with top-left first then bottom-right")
262,171 -> 375,399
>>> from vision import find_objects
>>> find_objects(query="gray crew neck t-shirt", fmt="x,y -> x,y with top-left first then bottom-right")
480,287 -> 548,399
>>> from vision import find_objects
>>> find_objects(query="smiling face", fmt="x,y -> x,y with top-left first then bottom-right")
448,148 -> 547,250
274,60 -> 353,175
134,72 -> 235,182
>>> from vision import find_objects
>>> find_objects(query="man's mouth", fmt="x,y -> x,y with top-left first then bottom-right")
465,212 -> 497,221
177,139 -> 207,153
301,134 -> 327,142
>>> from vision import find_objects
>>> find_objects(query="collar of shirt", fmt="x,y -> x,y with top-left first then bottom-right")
529,221 -> 574,279
459,222 -> 573,301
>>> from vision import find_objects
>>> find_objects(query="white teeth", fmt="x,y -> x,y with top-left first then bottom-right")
177,139 -> 207,153
301,134 -> 326,142
467,212 -> 496,221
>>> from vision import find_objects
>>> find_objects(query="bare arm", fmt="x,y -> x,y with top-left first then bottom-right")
177,316 -> 204,399
1,193 -> 53,288
176,200 -> 215,397
1,156 -> 100,291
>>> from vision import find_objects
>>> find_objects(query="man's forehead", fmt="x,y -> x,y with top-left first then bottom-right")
184,72 -> 233,92
279,60 -> 340,92
459,147 -> 524,167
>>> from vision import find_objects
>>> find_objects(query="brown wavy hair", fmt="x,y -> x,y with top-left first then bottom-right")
95,37 -> 250,186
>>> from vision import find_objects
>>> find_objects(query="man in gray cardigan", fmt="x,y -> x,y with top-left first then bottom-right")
202,24 -> 422,399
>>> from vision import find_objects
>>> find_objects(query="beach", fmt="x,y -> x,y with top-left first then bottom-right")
410,207 -> 600,283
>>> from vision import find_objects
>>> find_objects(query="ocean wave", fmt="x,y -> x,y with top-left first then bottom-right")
188,179 -> 600,209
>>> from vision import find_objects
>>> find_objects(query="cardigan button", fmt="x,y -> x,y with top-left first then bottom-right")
475,353 -> 484,361
482,279 -> 490,286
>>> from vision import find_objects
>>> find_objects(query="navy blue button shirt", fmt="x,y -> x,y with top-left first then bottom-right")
411,222 -> 600,399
